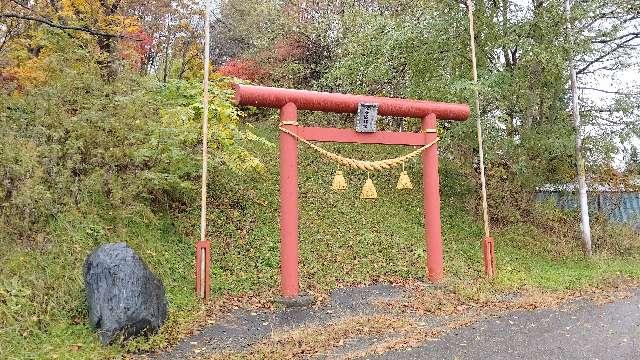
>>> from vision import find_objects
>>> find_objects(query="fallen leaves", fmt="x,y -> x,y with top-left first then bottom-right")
207,315 -> 414,360
155,279 -> 640,360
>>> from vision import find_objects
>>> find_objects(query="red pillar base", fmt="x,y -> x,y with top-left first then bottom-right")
483,236 -> 496,277
195,240 -> 211,300
275,292 -> 315,308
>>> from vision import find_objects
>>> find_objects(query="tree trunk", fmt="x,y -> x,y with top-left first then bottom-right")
96,35 -> 118,81
565,0 -> 592,257
162,15 -> 173,83
95,1 -> 122,81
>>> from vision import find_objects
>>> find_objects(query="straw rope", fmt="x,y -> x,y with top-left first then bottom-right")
279,127 -> 439,171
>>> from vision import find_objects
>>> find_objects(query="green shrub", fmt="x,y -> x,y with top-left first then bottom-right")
0,56 -> 263,246
0,135 -> 55,245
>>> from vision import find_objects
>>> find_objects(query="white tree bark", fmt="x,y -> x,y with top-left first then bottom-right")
565,0 -> 593,257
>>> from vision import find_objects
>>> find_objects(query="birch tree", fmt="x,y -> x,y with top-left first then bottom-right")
565,0 -> 592,257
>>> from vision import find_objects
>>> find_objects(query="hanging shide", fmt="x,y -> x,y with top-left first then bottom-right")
361,176 -> 378,199
397,171 -> 413,189
331,170 -> 348,191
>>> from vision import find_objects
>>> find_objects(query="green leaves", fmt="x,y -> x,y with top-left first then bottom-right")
0,63 -> 267,244
155,78 -> 265,173
323,5 -> 470,102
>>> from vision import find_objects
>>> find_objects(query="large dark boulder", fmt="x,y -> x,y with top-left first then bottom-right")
84,243 -> 168,344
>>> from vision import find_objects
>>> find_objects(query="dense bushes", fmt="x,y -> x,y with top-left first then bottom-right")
0,55 -> 260,246
0,135 -> 53,245
0,56 -> 272,356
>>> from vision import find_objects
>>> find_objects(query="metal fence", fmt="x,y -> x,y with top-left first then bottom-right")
535,191 -> 640,229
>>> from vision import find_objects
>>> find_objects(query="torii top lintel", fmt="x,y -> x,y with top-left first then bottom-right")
233,84 -> 470,122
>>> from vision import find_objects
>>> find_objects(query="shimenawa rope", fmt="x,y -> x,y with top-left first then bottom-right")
278,126 -> 439,171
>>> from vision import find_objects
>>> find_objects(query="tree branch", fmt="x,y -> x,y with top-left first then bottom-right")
591,31 -> 640,44
577,34 -> 640,75
579,86 -> 640,96
0,12 -> 140,40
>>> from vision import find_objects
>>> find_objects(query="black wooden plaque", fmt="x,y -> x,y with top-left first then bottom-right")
355,103 -> 378,133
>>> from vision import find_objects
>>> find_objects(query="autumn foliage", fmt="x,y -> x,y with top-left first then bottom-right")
274,36 -> 306,62
118,28 -> 154,70
217,58 -> 270,82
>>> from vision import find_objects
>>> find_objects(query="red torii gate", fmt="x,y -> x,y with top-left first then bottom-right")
196,84 -> 473,301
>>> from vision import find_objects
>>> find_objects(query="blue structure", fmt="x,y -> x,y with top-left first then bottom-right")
535,190 -> 640,229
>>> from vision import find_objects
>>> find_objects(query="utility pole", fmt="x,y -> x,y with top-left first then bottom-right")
564,0 -> 592,257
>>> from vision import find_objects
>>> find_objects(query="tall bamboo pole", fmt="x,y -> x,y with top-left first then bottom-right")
466,0 -> 495,276
199,0 -> 211,299
466,0 -> 490,237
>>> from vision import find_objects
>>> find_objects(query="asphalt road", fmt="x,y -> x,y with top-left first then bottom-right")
146,285 -> 410,359
143,286 -> 640,359
377,290 -> 640,360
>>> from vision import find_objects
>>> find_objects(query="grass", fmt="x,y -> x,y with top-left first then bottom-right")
0,203 -> 200,359
2,120 -> 640,359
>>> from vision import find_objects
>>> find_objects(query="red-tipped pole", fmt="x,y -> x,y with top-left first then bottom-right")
196,240 -> 210,299
196,0 -> 212,300
467,0 -> 495,277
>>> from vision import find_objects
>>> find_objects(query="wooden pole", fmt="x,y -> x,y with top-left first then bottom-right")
422,113 -> 444,282
196,0 -> 212,300
279,103 -> 300,298
466,0 -> 495,276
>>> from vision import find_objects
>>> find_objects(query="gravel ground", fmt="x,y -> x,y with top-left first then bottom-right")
144,284 -> 411,359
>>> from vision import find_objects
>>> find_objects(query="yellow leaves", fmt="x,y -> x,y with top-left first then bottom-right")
58,0 -> 140,34
59,0 -> 102,23
60,0 -> 92,17
111,15 -> 141,34
5,41 -> 56,91
7,59 -> 47,90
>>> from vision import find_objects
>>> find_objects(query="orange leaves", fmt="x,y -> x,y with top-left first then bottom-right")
217,59 -> 270,82
118,28 -> 152,70
3,36 -> 53,91
5,57 -> 47,91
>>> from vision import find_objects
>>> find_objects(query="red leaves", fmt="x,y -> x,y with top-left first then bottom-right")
118,28 -> 153,70
273,36 -> 306,62
217,59 -> 269,82
0,71 -> 19,89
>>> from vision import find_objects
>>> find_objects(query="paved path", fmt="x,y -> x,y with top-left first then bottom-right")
146,285 -> 413,359
378,290 -> 640,360
145,286 -> 640,359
